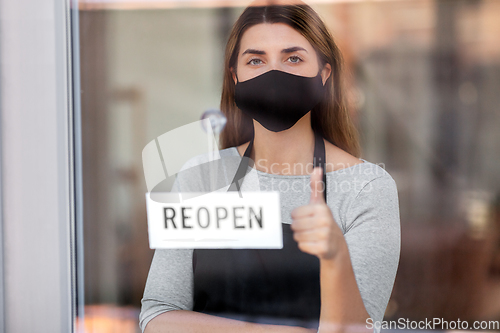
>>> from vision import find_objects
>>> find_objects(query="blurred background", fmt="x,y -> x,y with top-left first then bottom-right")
77,0 -> 500,331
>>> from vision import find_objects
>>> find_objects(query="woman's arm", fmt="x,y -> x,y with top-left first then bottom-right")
291,168 -> 372,332
145,311 -> 316,333
336,173 -> 401,332
291,168 -> 401,332
318,246 -> 372,333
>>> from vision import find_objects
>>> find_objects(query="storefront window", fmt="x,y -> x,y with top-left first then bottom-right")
76,0 -> 500,331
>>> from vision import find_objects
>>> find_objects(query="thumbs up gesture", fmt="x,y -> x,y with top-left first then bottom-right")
291,167 -> 345,261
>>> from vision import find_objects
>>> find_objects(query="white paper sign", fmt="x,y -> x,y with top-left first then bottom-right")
145,192 -> 282,249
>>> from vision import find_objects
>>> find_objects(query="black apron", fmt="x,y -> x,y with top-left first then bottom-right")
193,132 -> 327,323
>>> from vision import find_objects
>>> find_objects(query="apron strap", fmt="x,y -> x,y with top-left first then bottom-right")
313,131 -> 327,202
227,139 -> 253,193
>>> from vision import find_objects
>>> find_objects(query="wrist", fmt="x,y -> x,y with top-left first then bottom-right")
320,238 -> 350,269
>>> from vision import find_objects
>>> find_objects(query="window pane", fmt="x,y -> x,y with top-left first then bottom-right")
77,0 -> 500,331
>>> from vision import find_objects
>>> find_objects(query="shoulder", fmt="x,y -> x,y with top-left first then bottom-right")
340,166 -> 400,235
343,165 -> 399,224
178,146 -> 240,172
172,147 -> 240,192
323,139 -> 394,184
323,144 -> 399,226
324,139 -> 364,173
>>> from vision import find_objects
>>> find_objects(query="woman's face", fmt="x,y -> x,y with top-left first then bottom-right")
232,23 -> 331,85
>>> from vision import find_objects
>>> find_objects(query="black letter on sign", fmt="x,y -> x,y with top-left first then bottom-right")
249,207 -> 263,229
181,207 -> 193,229
216,207 -> 228,228
164,207 -> 176,229
197,207 -> 210,228
233,206 -> 245,229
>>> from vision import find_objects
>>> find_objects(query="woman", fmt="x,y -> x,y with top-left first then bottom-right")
140,1 -> 400,332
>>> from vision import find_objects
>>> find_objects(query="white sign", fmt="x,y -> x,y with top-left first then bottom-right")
145,192 -> 283,249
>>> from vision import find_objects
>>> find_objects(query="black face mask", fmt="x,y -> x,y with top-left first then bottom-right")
234,69 -> 326,132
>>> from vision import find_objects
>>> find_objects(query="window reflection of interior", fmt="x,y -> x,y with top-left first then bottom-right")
78,0 -> 500,331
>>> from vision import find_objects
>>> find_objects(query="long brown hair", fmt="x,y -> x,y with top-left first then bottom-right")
219,3 -> 361,157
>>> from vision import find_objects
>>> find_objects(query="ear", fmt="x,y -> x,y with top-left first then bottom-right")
321,63 -> 332,86
231,67 -> 238,85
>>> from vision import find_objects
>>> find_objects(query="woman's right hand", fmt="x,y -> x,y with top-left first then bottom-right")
291,167 -> 348,261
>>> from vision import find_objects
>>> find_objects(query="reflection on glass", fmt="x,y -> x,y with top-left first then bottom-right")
77,0 -> 500,331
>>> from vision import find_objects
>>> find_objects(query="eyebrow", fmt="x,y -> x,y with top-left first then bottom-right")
241,46 -> 308,56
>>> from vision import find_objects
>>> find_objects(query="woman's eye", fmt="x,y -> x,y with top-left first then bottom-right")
246,56 -> 302,65
288,55 -> 303,64
247,58 -> 263,65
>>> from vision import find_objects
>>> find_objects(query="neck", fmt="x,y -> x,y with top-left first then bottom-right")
251,114 -> 315,175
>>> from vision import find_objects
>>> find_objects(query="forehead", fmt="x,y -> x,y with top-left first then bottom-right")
239,23 -> 313,53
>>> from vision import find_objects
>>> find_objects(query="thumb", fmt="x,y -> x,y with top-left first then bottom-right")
310,167 -> 325,204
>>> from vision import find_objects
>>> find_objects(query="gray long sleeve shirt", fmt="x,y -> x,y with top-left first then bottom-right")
140,147 -> 401,332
